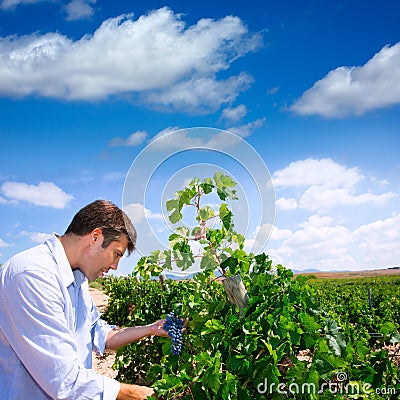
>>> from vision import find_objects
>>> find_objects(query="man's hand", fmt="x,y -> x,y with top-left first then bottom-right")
148,319 -> 169,337
117,383 -> 155,399
106,318 -> 189,349
148,318 -> 189,337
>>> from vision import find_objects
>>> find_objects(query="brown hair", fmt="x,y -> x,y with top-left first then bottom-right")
64,200 -> 136,255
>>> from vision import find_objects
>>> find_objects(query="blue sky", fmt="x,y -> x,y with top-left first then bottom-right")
0,0 -> 399,275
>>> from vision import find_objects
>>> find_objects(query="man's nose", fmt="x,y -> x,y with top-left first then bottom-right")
109,261 -> 119,270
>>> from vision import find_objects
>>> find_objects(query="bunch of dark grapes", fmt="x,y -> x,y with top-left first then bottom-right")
163,312 -> 184,355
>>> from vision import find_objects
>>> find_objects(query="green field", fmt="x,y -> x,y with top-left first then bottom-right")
101,271 -> 400,399
309,275 -> 400,336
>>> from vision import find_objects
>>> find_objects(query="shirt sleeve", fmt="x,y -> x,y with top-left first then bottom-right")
82,282 -> 116,356
104,376 -> 121,400
0,267 -> 119,400
92,314 -> 116,356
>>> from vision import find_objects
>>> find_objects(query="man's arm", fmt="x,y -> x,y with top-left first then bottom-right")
106,319 -> 168,349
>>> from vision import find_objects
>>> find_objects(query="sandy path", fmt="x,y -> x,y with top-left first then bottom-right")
89,287 -> 118,378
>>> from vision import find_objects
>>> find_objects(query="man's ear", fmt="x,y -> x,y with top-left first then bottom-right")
90,227 -> 103,244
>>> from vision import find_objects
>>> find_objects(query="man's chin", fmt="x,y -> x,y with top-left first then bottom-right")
96,270 -> 108,280
87,273 -> 101,282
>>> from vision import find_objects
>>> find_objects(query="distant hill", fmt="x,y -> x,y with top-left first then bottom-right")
164,272 -> 199,280
161,267 -> 400,280
291,268 -> 321,274
294,268 -> 400,279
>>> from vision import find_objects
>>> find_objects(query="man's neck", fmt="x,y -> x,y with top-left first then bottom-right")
58,234 -> 84,270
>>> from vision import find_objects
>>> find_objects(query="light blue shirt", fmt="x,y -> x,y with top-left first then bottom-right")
0,234 -> 121,399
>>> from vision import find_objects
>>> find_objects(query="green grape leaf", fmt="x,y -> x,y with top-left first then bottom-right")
189,177 -> 201,187
163,250 -> 172,270
214,171 -> 238,200
166,198 -> 178,212
168,233 -> 182,248
199,206 -> 215,221
219,203 -> 232,230
314,351 -> 346,375
173,249 -> 194,270
220,256 -> 238,275
232,232 -> 245,248
175,226 -> 190,238
200,250 -> 218,271
200,177 -> 214,194
166,198 -> 183,223
178,189 -> 193,206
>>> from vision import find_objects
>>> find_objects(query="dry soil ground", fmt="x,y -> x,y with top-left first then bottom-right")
294,268 -> 400,279
89,287 -> 117,378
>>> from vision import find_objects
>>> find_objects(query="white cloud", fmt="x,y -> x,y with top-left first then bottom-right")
276,197 -> 298,210
265,213 -> 400,271
102,171 -> 126,182
0,0 -> 46,11
226,117 -> 266,138
291,42 -> 400,117
124,203 -> 164,224
355,214 -> 400,251
64,0 -> 96,21
123,203 -> 166,255
0,195 -> 10,204
143,72 -> 254,114
220,104 -> 248,123
109,131 -> 148,147
299,185 -> 397,211
20,231 -> 52,243
265,158 -> 400,270
149,126 -> 203,150
273,158 -> 397,211
270,226 -> 292,241
0,238 -> 11,247
148,125 -> 247,151
244,222 -> 274,252
354,214 -> 400,266
1,181 -> 74,208
64,170 -> 94,184
273,158 -> 363,188
0,8 -> 262,112
266,216 -> 357,270
371,177 -> 390,186
267,86 -> 279,95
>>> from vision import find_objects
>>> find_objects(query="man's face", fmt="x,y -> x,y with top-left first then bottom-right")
83,233 -> 128,281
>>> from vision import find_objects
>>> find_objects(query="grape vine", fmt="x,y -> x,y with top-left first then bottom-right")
103,172 -> 399,399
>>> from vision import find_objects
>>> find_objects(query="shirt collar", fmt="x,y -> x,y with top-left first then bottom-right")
45,233 -> 75,288
72,269 -> 87,288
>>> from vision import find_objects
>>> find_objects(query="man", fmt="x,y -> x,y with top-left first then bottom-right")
0,200 -> 170,399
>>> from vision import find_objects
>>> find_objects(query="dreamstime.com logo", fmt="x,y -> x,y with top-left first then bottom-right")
257,372 -> 397,396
